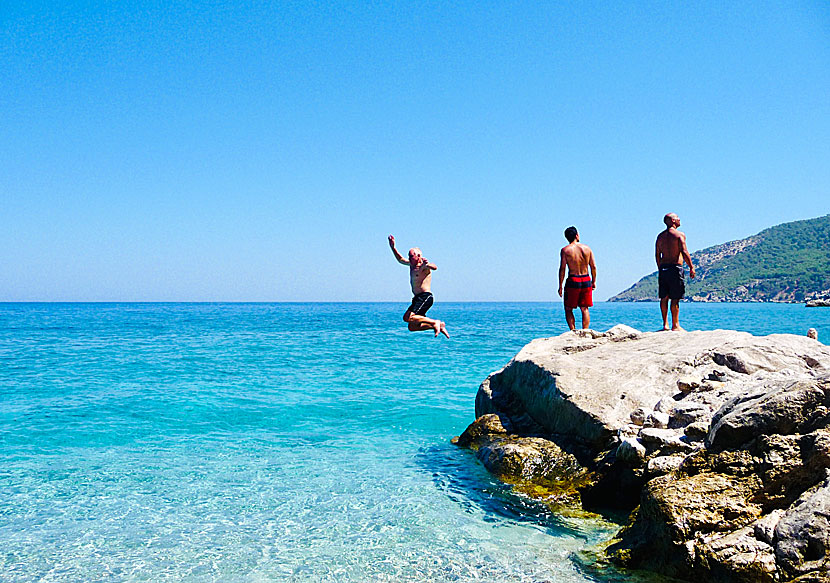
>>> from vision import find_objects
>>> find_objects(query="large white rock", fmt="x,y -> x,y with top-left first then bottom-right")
475,326 -> 830,453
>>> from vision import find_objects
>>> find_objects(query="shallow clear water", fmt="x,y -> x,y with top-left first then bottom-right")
1,302 -> 828,582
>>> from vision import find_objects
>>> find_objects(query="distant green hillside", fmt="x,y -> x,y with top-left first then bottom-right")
609,214 -> 830,302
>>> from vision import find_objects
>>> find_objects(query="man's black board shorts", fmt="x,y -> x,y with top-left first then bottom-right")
408,292 -> 434,316
658,263 -> 685,300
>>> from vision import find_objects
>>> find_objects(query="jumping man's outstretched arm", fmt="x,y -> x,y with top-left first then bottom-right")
388,235 -> 409,265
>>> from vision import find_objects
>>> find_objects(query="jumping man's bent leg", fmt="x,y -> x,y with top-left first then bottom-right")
405,310 -> 432,332
407,314 -> 442,336
404,293 -> 447,338
439,321 -> 450,338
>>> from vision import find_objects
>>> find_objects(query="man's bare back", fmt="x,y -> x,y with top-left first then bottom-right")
655,229 -> 686,266
655,213 -> 695,273
561,243 -> 594,275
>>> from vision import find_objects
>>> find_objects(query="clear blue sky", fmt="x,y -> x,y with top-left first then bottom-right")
3,1 -> 828,301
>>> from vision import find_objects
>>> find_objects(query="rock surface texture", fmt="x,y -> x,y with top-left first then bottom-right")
456,326 -> 830,583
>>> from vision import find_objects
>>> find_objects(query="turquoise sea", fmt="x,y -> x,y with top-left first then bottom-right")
2,302 -> 829,583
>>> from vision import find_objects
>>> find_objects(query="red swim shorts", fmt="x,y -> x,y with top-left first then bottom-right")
564,274 -> 593,309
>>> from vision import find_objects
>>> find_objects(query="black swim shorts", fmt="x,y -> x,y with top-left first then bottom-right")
658,263 -> 685,300
407,292 -> 434,316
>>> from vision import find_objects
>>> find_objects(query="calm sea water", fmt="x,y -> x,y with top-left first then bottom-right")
2,302 -> 828,583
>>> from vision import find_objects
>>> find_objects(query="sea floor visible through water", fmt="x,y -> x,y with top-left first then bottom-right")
1,302 -> 828,582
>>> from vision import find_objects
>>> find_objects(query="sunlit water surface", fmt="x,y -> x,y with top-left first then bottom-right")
2,302 -> 828,582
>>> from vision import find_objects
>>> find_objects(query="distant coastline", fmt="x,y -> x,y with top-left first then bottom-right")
610,214 -> 830,303
613,297 -> 824,304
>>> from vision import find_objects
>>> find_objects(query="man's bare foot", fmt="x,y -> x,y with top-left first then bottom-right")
440,321 -> 450,338
671,326 -> 685,332
661,325 -> 670,331
432,320 -> 441,337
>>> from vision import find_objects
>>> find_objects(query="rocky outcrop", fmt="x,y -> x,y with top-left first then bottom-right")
455,326 -> 830,582
807,299 -> 830,307
606,375 -> 830,582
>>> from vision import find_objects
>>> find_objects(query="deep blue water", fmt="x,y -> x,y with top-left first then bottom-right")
1,302 -> 828,582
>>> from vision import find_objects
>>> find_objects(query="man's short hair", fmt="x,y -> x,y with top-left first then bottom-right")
564,226 -> 578,243
663,213 -> 676,227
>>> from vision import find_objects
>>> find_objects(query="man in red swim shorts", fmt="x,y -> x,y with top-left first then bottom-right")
558,226 -> 597,330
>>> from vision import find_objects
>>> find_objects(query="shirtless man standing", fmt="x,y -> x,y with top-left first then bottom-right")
558,226 -> 597,331
655,213 -> 696,331
388,235 -> 450,338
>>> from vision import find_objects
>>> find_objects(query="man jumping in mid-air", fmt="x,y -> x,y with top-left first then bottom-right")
388,235 -> 449,338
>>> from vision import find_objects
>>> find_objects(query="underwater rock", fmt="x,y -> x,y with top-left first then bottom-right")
452,413 -> 507,449
475,436 -> 592,504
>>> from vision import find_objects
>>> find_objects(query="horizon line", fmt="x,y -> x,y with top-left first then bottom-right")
0,299 -> 574,304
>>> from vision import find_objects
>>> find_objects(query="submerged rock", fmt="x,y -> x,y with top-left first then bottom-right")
451,413 -> 508,449
452,413 -> 594,508
457,326 -> 830,582
476,437 -> 593,506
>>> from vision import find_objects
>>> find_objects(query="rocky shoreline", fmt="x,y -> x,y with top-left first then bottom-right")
454,327 -> 830,582
614,297 -> 830,304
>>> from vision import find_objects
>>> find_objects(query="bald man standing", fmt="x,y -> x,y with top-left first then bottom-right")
655,213 -> 696,331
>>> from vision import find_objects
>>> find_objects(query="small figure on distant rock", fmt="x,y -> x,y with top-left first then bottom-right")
656,213 -> 696,331
558,226 -> 597,331
388,235 -> 449,338
808,328 -> 818,340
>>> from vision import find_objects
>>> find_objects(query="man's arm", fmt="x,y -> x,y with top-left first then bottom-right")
413,257 -> 436,271
655,235 -> 662,268
558,249 -> 566,297
388,235 -> 409,265
680,234 -> 695,278
589,250 -> 597,289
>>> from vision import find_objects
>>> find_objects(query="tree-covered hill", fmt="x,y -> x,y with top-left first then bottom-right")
609,214 -> 830,302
